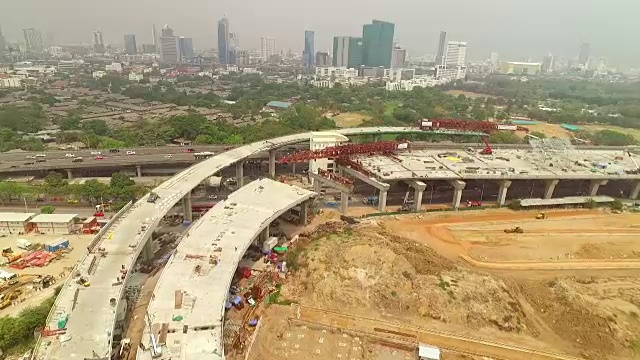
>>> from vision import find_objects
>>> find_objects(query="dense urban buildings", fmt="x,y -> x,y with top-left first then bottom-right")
124,34 -> 137,55
260,36 -> 276,61
23,28 -> 44,52
435,31 -> 447,65
160,24 -> 179,64
303,30 -> 315,68
362,20 -> 395,68
217,17 -> 230,64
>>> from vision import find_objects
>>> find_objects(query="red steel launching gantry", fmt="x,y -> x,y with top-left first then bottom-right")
278,140 -> 410,164
418,119 -> 529,133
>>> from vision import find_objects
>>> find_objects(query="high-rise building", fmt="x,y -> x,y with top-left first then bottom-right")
23,28 -> 44,52
391,45 -> 406,68
178,37 -> 194,62
315,52 -> 330,66
236,50 -> 250,66
260,36 -> 276,61
228,32 -> 238,65
435,31 -> 447,65
362,20 -> 395,68
160,25 -> 179,64
578,42 -> 590,66
93,30 -> 105,53
435,41 -> 467,81
489,52 -> 499,67
332,36 -> 363,68
218,17 -> 230,64
142,44 -> 156,54
0,26 -> 6,56
152,25 -> 158,47
124,34 -> 137,55
542,54 -> 554,74
303,30 -> 315,67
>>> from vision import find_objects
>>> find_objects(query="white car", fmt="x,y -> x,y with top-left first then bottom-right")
26,155 -> 36,159
90,151 -> 101,155
65,153 -> 75,158
127,150 -> 136,155
208,195 -> 218,200
35,154 -> 46,158
164,154 -> 172,158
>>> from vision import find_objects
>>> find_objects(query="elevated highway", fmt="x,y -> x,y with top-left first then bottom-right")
31,127 -> 420,360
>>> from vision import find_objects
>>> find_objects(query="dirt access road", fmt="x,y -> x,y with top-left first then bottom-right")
294,305 -> 582,360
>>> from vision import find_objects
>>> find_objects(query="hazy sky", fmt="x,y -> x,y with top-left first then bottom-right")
1,0 -> 638,66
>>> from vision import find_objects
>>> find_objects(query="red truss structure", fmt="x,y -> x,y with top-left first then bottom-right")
278,140 -> 409,164
317,169 -> 354,188
418,119 -> 529,133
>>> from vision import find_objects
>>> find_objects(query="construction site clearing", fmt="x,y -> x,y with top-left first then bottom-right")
227,208 -> 640,360
0,234 -> 93,316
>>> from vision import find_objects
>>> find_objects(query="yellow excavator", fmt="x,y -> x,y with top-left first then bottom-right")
0,289 -> 22,309
536,212 -> 547,219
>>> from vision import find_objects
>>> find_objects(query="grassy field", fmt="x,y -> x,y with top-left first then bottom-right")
332,112 -> 371,128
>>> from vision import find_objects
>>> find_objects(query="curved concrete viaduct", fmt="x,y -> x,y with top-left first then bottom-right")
31,127 -> 419,360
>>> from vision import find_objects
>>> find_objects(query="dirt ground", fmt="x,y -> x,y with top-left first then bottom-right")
255,208 -> 640,360
332,112 -> 372,128
515,121 -> 640,142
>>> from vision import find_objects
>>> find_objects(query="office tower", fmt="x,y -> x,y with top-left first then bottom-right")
0,26 -> 6,56
178,37 -> 194,62
124,34 -> 137,55
142,44 -> 156,54
332,36 -> 363,68
152,25 -> 158,47
236,50 -> 249,66
315,52 -> 330,66
578,42 -> 590,66
391,45 -> 406,68
489,52 -> 499,67
160,24 -> 179,64
218,17 -> 230,64
303,30 -> 315,67
435,41 -> 467,81
260,36 -> 276,61
362,20 -> 395,68
23,28 -> 44,52
228,32 -> 238,65
93,30 -> 105,53
542,54 -> 554,74
435,31 -> 447,65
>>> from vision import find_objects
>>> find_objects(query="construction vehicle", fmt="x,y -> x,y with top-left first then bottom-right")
504,226 -> 524,234
0,289 -> 22,309
467,200 -> 482,207
479,138 -> 493,155
536,212 -> 547,219
34,275 -> 56,288
2,247 -> 22,264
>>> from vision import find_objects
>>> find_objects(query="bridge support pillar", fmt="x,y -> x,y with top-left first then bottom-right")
260,226 -> 270,242
630,181 -> 640,200
543,179 -> 559,199
497,180 -> 512,206
66,169 -> 73,180
405,180 -> 426,211
299,200 -> 309,226
269,150 -> 276,178
340,191 -> 349,214
292,162 -> 296,175
589,179 -> 608,197
236,161 -> 244,188
142,239 -> 154,262
182,195 -> 192,222
136,165 -> 142,178
378,190 -> 388,212
313,179 -> 322,193
450,180 -> 466,210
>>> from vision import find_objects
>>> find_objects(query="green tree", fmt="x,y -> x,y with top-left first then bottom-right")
488,131 -> 522,144
40,205 -> 56,214
60,116 -> 81,131
529,131 -> 547,139
81,179 -> 110,203
44,172 -> 69,195
610,199 -> 624,211
82,119 -> 109,136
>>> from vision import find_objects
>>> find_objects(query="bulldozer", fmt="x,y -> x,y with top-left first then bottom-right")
536,213 -> 547,219
504,226 -> 524,234
0,289 -> 22,309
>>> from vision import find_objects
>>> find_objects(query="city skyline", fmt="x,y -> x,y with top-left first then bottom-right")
0,0 -> 638,67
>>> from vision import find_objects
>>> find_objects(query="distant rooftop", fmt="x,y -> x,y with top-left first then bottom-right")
30,213 -> 78,223
266,100 -> 293,109
0,212 -> 36,223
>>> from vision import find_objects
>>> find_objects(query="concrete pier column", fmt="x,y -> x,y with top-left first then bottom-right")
313,179 -> 322,193
142,239 -> 154,262
66,169 -> 73,180
299,201 -> 308,226
543,179 -> 559,199
497,180 -> 512,206
260,226 -> 270,242
414,188 -> 424,211
450,180 -> 466,210
268,150 -> 276,178
235,161 -> 244,188
630,181 -> 640,200
292,162 -> 296,175
136,165 -> 142,178
378,190 -> 388,212
182,195 -> 193,222
340,191 -> 349,214
589,179 -> 608,197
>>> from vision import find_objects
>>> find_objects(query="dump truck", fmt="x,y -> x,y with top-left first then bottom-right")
504,226 -> 524,234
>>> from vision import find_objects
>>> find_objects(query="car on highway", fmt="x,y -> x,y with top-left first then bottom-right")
72,157 -> 83,162
65,153 -> 75,157
147,192 -> 159,203
26,155 -> 36,159
94,156 -> 105,160
208,195 -> 218,200
35,154 -> 46,158
36,159 -> 46,163
109,148 -> 120,153
24,162 -> 35,165
90,151 -> 101,155
164,154 -> 172,158
185,148 -> 195,153
126,150 -> 136,155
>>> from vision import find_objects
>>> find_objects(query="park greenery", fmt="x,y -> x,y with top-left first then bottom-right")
0,172 -> 148,210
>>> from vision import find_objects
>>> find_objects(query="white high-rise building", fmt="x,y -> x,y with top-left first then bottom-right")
160,24 -> 179,64
489,52 -> 499,67
260,36 -> 276,61
435,41 -> 467,82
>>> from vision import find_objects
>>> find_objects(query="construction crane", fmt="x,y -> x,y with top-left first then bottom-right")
278,140 -> 409,164
479,138 -> 493,155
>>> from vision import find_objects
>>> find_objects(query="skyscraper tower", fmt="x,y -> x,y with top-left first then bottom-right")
217,17 -> 230,64
303,30 -> 315,67
0,26 -> 6,56
435,31 -> 447,65
362,20 -> 395,68
152,25 -> 158,47
23,28 -> 44,52
93,30 -> 105,53
124,34 -> 137,55
261,36 -> 276,61
160,24 -> 179,64
578,42 -> 590,66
